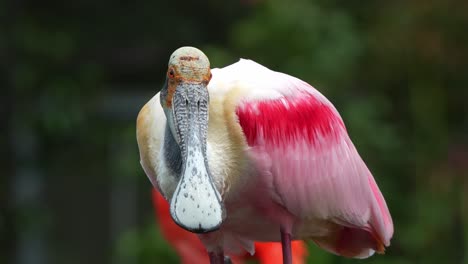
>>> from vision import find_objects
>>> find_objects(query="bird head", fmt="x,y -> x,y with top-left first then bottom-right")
160,47 -> 225,233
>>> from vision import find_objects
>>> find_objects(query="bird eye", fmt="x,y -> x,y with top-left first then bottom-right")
168,69 -> 175,78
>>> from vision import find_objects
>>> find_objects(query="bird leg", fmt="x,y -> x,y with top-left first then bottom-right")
208,250 -> 225,264
281,226 -> 292,264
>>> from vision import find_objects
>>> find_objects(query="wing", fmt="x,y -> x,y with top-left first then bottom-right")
214,60 -> 393,258
136,93 -> 166,192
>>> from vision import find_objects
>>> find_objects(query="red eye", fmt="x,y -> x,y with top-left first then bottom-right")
168,69 -> 175,78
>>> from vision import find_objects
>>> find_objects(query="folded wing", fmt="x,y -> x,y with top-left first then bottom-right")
221,60 -> 393,258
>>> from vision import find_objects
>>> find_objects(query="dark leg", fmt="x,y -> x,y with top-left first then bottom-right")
281,227 -> 292,264
208,251 -> 225,264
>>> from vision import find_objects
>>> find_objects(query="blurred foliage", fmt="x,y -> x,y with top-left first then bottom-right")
2,0 -> 467,264
115,220 -> 179,264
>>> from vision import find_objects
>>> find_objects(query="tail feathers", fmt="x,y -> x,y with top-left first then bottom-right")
312,225 -> 387,259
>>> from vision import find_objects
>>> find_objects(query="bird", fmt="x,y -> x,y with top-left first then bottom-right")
152,189 -> 308,264
136,46 -> 393,264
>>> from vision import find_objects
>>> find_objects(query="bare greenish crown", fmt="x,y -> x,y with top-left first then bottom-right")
168,47 -> 211,82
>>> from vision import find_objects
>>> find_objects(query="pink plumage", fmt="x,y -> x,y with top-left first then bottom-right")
237,93 -> 344,147
137,49 -> 393,264
230,61 -> 393,258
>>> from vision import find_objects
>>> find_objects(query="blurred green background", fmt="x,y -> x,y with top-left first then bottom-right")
1,0 -> 467,263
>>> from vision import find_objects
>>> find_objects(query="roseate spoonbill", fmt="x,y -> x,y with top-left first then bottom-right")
152,189 -> 308,264
136,47 -> 393,264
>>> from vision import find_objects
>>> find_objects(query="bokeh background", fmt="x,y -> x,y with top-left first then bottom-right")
2,0 -> 467,263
